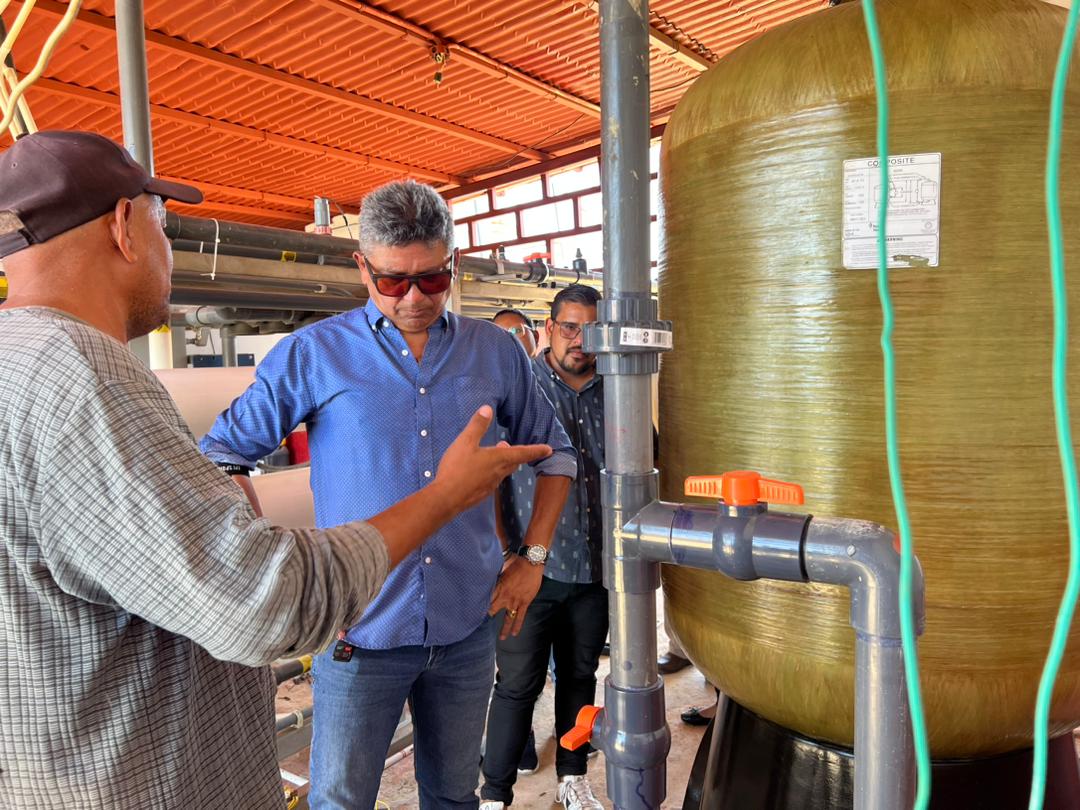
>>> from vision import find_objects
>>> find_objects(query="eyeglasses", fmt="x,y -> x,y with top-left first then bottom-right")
506,326 -> 533,337
552,320 -> 585,339
363,255 -> 455,298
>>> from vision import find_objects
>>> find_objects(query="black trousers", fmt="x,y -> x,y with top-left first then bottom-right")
480,577 -> 608,805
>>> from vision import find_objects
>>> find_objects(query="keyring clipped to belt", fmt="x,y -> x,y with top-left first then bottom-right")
332,629 -> 354,662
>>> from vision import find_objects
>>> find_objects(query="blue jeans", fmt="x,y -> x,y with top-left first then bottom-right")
309,618 -> 497,809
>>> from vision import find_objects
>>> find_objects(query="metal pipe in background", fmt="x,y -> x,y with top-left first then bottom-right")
219,325 -> 237,367
170,284 -> 363,313
185,307 -> 305,329
273,655 -> 313,685
115,0 -> 154,170
171,239 -> 356,269
170,213 -> 596,288
166,213 -> 359,259
275,706 -> 313,734
464,255 -> 603,287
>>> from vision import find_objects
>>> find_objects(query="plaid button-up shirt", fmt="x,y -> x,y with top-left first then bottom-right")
0,307 -> 389,809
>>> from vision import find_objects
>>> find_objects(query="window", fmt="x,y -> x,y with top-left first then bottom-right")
578,192 -> 602,228
453,222 -> 470,250
551,231 -> 603,272
547,160 -> 600,197
493,177 -> 543,209
473,213 -> 517,246
451,193 -> 489,218
504,241 -> 549,263
521,200 -> 575,237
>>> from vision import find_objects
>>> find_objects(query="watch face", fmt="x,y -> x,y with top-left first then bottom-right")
527,545 -> 547,564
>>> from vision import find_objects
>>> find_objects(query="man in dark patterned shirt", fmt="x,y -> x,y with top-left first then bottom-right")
481,285 -> 608,810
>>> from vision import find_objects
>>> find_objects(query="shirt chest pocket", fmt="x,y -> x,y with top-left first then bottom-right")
452,375 -> 499,435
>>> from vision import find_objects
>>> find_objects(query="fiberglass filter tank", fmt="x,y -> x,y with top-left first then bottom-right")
660,0 -> 1080,759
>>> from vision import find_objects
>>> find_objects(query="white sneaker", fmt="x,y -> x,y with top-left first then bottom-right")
479,802 -> 505,810
557,774 -> 604,809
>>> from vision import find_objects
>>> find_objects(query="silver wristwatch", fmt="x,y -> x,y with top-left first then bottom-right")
519,544 -> 549,566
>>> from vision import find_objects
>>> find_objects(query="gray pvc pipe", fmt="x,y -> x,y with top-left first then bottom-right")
855,634 -> 915,810
600,0 -> 659,692
803,517 -> 920,810
598,1 -> 663,807
621,505 -> 920,810
219,326 -> 238,367
115,0 -> 154,171
600,0 -> 652,302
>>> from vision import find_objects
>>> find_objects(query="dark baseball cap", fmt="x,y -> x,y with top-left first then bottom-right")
0,130 -> 203,258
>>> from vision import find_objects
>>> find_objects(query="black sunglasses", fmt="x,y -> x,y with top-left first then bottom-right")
363,255 -> 455,298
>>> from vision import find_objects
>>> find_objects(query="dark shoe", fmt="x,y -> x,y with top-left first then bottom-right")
600,642 -> 610,657
680,705 -> 716,727
518,729 -> 539,775
657,653 -> 692,675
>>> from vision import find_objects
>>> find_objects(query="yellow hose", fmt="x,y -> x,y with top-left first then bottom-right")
0,0 -> 37,69
1,0 -> 82,137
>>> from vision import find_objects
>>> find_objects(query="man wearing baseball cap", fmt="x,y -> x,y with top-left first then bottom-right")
0,130 -> 551,808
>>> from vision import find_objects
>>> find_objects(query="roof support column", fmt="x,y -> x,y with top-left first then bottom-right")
115,0 -> 154,171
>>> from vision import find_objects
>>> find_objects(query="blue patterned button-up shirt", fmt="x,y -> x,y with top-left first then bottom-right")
201,300 -> 575,649
499,351 -> 605,584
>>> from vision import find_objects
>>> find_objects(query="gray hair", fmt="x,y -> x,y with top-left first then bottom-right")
358,180 -> 455,254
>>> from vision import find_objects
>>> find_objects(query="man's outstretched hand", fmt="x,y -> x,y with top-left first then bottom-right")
368,406 -> 551,567
433,405 -> 551,512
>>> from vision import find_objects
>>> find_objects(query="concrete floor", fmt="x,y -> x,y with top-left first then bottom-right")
277,592 -> 713,808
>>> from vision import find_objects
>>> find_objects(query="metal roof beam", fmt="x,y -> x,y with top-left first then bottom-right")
157,176 -> 316,211
444,122 -> 667,199
309,0 -> 601,118
584,1 -> 712,71
31,77 -> 463,184
646,24 -> 713,71
23,0 -> 550,159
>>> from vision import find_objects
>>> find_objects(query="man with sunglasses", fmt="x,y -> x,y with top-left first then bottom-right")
201,180 -> 575,810
481,284 -> 610,810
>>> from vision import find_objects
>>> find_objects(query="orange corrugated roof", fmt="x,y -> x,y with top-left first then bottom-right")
4,0 -> 828,227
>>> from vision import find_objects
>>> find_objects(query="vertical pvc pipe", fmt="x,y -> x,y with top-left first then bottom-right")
604,374 -> 658,690
600,0 -> 655,688
598,3 -> 666,808
220,326 -> 238,367
115,0 -> 154,172
855,638 -> 915,810
600,0 -> 651,300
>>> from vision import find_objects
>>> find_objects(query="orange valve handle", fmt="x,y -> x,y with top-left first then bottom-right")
560,705 -> 602,751
684,470 -> 804,507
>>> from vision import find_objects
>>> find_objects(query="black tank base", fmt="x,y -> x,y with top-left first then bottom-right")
682,696 -> 1080,810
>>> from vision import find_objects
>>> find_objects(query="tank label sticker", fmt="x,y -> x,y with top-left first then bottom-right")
842,152 -> 941,269
620,327 -> 673,349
